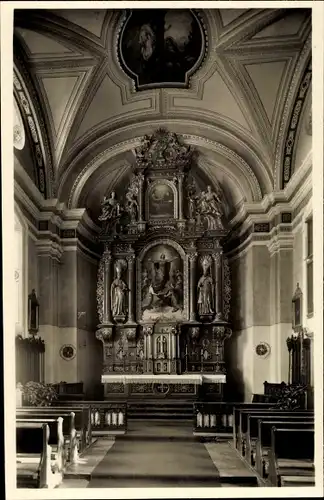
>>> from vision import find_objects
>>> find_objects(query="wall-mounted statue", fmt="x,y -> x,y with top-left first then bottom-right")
111,260 -> 128,322
197,255 -> 214,317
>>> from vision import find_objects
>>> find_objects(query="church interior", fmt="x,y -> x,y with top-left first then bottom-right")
11,6 -> 317,491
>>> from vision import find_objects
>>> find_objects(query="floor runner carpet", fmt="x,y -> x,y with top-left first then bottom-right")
88,435 -> 220,488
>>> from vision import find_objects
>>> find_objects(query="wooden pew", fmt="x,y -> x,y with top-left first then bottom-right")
17,409 -> 81,462
16,422 -> 60,488
48,404 -> 92,443
232,403 -> 277,448
246,413 -> 314,466
17,406 -> 90,449
17,417 -> 65,473
268,427 -> 314,486
193,402 -> 276,442
255,419 -> 314,478
53,400 -> 127,435
237,409 -> 312,455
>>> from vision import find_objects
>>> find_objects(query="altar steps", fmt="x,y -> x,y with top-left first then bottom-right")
128,401 -> 193,421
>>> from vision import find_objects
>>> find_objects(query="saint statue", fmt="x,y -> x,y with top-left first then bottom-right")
197,257 -> 214,316
28,289 -> 39,333
198,185 -> 223,230
98,191 -> 122,223
111,263 -> 128,319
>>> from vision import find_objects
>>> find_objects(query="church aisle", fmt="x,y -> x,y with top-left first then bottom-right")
87,420 -> 221,488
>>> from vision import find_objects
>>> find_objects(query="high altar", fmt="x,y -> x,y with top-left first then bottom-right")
96,129 -> 232,400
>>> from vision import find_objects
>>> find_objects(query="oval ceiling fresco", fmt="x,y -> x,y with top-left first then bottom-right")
118,9 -> 207,91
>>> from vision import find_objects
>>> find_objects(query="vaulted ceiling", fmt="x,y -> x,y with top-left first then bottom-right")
13,8 -> 312,223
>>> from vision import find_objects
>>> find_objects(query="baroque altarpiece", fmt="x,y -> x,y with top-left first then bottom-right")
96,129 -> 232,400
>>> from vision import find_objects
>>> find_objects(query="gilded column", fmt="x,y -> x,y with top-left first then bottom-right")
103,248 -> 113,324
188,252 -> 198,322
126,254 -> 136,323
213,252 -> 223,321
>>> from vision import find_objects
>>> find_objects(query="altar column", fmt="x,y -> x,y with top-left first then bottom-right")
103,248 -> 113,324
143,325 -> 153,373
178,173 -> 184,219
213,252 -> 223,321
126,253 -> 135,323
138,173 -> 145,221
188,252 -> 198,321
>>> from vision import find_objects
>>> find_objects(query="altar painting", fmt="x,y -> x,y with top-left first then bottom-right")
148,182 -> 175,219
140,244 -> 184,322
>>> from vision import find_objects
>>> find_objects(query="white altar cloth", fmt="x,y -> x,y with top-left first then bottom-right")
101,374 -> 226,384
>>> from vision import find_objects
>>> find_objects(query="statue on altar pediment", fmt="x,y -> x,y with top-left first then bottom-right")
99,191 -> 123,231
135,128 -> 193,170
197,185 -> 224,230
186,178 -> 227,230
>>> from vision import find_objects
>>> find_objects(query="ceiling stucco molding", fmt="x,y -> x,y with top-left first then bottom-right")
35,65 -> 96,166
14,10 -> 108,58
219,56 -> 274,158
165,54 -> 263,139
63,9 -> 285,169
13,64 -> 54,199
14,27 -> 84,62
274,33 -> 311,190
281,59 -> 311,188
235,9 -> 311,51
215,9 -> 286,50
233,53 -> 298,150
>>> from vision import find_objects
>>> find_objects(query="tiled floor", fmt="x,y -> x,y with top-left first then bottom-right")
59,420 -> 257,489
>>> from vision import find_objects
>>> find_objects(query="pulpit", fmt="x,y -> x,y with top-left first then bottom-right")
95,129 -> 232,401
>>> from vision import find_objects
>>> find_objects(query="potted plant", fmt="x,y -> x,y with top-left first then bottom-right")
18,381 -> 58,407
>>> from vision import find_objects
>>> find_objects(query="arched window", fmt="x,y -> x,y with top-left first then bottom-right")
14,208 -> 28,336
